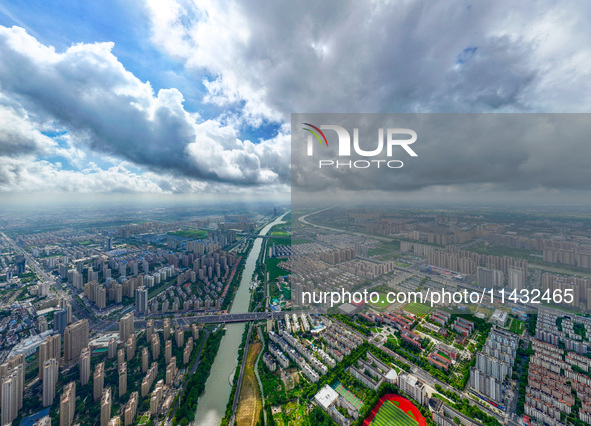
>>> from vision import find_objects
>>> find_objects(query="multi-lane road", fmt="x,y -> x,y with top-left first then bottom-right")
0,231 -> 69,300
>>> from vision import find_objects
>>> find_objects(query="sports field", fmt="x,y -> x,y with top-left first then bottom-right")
363,394 -> 427,426
334,382 -> 364,410
403,302 -> 431,316
368,293 -> 392,311
371,400 -> 417,426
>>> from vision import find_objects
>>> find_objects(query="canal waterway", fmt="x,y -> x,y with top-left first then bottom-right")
193,213 -> 287,425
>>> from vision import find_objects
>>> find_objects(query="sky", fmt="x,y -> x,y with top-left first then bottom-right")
0,0 -> 590,204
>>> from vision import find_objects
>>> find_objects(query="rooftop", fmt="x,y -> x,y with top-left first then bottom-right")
314,384 -> 338,410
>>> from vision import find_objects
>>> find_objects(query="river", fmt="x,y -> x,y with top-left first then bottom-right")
193,212 -> 287,425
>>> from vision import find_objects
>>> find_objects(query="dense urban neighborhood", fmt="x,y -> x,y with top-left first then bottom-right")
1,204 -> 591,426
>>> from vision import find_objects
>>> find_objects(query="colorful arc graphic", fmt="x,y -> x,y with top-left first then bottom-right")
303,123 -> 328,147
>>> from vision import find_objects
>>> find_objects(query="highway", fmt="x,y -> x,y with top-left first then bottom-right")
298,207 -> 396,243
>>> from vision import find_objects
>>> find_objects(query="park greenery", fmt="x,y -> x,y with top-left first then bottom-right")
333,315 -> 371,336
264,257 -> 290,282
515,342 -> 533,416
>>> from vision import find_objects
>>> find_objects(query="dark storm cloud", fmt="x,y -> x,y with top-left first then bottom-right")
150,0 -> 584,118
0,132 -> 38,156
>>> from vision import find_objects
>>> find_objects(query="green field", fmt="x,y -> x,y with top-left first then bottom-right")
468,242 -> 543,263
169,229 -> 208,239
508,318 -> 525,335
368,293 -> 392,311
271,231 -> 290,236
368,241 -> 401,256
265,257 -> 290,281
371,401 -> 418,426
403,302 -> 431,316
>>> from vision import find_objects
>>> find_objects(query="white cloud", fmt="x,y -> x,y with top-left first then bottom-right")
0,25 -> 290,193
0,154 -> 290,196
0,156 -> 161,193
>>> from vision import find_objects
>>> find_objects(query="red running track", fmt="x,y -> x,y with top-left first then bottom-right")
363,394 -> 427,426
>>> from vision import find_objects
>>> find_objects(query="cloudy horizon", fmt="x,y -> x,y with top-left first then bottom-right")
0,1 -> 590,202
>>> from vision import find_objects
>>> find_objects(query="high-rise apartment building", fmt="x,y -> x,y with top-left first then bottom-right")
79,347 -> 91,386
191,323 -> 200,340
64,320 -> 89,363
94,362 -> 105,401
165,340 -> 172,365
54,309 -> 68,335
0,355 -> 25,425
39,335 -> 61,378
108,338 -> 117,359
59,381 -> 76,426
163,319 -> 170,341
175,328 -> 184,348
508,267 -> 525,290
142,348 -> 149,373
146,320 -> 154,343
477,266 -> 505,289
119,313 -> 134,343
100,388 -> 112,426
119,363 -> 127,397
151,334 -> 160,360
42,358 -> 59,407
135,286 -> 149,314
123,392 -> 138,426
125,336 -> 136,360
